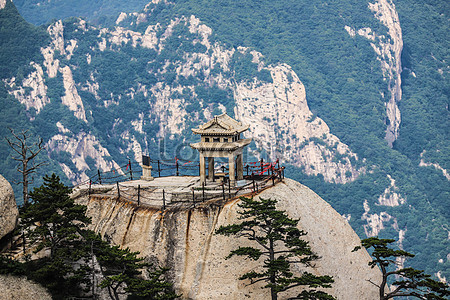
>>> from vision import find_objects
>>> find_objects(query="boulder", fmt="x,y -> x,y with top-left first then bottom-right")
0,275 -> 52,300
0,174 -> 18,241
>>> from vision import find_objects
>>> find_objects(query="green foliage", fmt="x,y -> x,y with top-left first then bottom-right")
18,173 -> 92,298
0,175 -> 179,299
86,232 -> 180,300
14,0 -> 150,25
354,237 -> 450,300
0,0 -> 48,80
21,173 -> 90,256
216,197 -> 334,300
230,51 -> 272,83
0,255 -> 25,275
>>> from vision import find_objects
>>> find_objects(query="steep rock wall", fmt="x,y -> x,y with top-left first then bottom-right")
234,63 -> 362,183
76,178 -> 380,299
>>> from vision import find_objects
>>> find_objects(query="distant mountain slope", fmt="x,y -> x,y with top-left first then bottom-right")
1,0 -> 448,283
13,0 -> 149,25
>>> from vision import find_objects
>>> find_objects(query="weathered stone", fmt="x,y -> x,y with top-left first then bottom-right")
77,178 -> 381,299
0,174 -> 18,241
0,275 -> 52,300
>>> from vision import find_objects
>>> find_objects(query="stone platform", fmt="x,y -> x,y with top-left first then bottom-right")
72,176 -> 262,209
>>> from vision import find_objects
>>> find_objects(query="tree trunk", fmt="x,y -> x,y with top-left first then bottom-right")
379,263 -> 387,300
269,238 -> 277,300
23,160 -> 28,205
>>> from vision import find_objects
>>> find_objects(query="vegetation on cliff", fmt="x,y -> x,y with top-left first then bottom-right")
354,237 -> 450,300
216,197 -> 335,300
1,174 -> 179,299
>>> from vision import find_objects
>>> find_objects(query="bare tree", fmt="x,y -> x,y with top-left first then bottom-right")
5,128 -> 46,205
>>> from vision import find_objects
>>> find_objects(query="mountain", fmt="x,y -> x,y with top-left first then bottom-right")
0,0 -> 448,282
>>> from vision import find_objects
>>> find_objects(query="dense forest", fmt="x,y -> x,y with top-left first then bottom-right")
0,0 -> 448,282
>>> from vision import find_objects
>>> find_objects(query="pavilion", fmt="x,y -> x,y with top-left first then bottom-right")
190,114 -> 252,185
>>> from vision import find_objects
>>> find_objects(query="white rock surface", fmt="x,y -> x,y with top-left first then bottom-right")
77,178 -> 380,299
4,63 -> 49,114
60,66 -> 87,122
0,174 -> 18,240
369,0 -> 403,146
378,174 -> 406,206
419,151 -> 450,181
46,124 -> 123,184
234,63 -> 362,183
0,275 -> 51,300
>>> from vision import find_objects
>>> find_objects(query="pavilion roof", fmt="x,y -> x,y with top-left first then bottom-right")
192,113 -> 249,135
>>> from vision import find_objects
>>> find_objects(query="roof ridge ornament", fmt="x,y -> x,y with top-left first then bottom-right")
191,113 -> 249,135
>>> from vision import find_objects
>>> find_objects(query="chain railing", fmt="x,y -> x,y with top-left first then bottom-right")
80,158 -> 285,210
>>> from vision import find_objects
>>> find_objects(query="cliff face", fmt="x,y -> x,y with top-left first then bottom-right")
75,178 -> 380,299
0,174 -> 18,241
345,0 -> 403,147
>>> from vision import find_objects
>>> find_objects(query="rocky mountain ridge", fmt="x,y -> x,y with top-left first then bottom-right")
74,178 -> 381,299
345,0 -> 403,147
4,7 -> 363,185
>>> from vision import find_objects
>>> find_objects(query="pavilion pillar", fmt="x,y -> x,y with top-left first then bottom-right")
200,152 -> 206,184
236,154 -> 244,180
228,153 -> 236,185
208,157 -> 215,181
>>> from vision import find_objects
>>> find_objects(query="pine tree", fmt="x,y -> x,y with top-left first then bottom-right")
21,173 -> 90,257
90,233 -> 180,300
20,173 -> 92,298
10,174 -> 179,299
216,196 -> 335,300
353,237 -> 450,300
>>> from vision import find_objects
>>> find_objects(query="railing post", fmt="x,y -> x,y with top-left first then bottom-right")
98,170 -> 102,184
222,182 -> 225,201
137,185 -> 140,206
22,230 -> 26,254
192,188 -> 195,207
117,182 -> 120,198
228,178 -> 231,199
260,158 -> 264,174
89,179 -> 92,196
246,164 -> 249,177
129,160 -> 133,181
158,160 -> 161,177
252,174 -> 255,192
176,159 -> 179,176
202,182 -> 205,202
272,173 -> 275,186
162,189 -> 166,210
